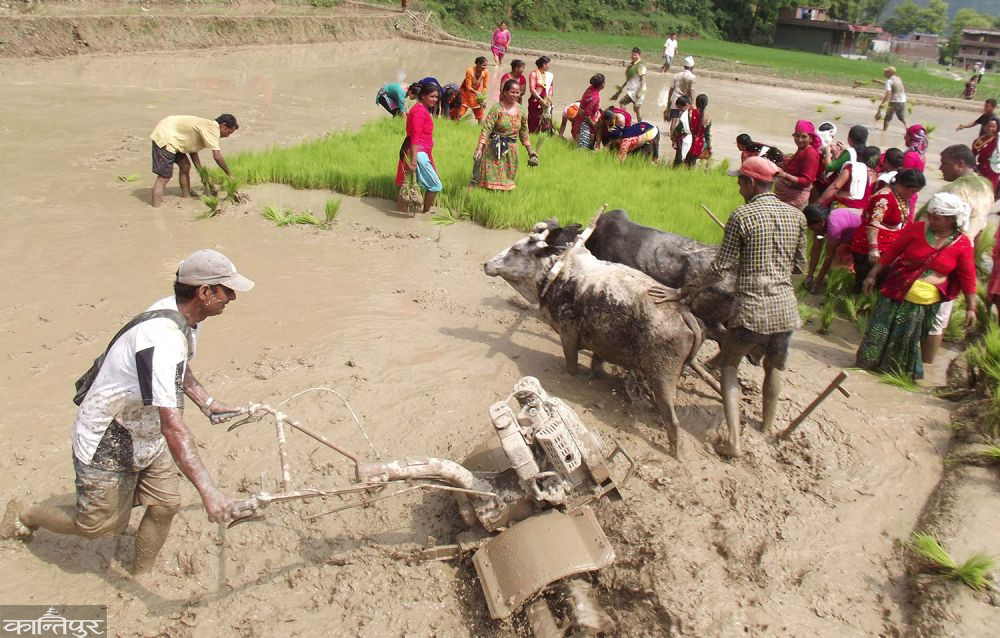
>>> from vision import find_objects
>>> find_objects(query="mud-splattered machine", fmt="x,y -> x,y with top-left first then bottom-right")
229,376 -> 634,635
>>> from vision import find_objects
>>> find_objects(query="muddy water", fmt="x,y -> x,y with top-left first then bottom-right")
0,40 -> 969,636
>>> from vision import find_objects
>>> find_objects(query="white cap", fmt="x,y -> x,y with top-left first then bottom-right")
175,249 -> 255,292
684,56 -> 695,68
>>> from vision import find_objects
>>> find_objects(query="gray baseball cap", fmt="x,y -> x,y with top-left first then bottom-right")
175,249 -> 255,292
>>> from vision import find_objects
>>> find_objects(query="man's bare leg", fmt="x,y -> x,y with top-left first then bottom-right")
177,156 -> 192,198
3,500 -> 75,538
720,364 -> 743,457
151,176 -> 171,207
761,363 -> 783,438
132,504 -> 178,574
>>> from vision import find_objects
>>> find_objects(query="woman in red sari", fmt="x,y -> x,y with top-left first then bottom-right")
395,84 -> 442,214
849,168 -> 925,292
973,115 -> 999,195
572,74 -> 605,149
684,93 -> 711,166
527,56 -> 553,133
857,192 -> 977,380
773,119 -> 821,210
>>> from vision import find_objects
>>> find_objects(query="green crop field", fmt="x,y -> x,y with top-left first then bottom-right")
227,117 -> 743,243
454,27 -> 1000,100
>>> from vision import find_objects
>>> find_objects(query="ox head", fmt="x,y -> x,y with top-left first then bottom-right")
484,221 -> 571,304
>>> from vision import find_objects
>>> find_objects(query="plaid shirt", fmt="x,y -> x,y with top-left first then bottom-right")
706,192 -> 807,334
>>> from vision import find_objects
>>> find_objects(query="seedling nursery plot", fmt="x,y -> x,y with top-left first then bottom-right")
226,117 -> 743,244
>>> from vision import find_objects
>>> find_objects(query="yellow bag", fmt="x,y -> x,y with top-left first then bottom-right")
904,279 -> 941,305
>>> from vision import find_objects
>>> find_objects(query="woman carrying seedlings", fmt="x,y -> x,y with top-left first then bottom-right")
491,21 -> 512,65
572,74 -> 605,150
972,115 -> 1000,195
459,57 -> 490,123
500,59 -> 527,104
773,120 -> 821,210
803,204 -> 862,295
527,56 -> 554,133
815,145 -> 880,211
856,192 -> 977,380
396,83 -> 442,214
471,79 -> 537,191
849,168 -> 926,293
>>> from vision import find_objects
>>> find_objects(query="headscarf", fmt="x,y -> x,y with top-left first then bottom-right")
927,192 -> 971,232
904,125 -> 928,156
794,119 -> 822,150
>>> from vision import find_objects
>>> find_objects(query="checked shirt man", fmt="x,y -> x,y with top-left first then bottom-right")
651,156 -> 806,457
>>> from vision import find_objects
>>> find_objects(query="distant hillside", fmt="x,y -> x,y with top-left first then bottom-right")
881,0 -> 1000,21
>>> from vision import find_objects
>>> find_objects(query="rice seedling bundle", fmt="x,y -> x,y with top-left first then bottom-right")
907,531 -> 996,593
324,198 -> 342,226
878,365 -> 921,392
818,299 -> 837,334
200,194 -> 221,218
228,118 -> 744,244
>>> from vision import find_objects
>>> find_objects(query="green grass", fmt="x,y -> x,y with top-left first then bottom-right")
908,531 -> 996,593
228,118 -> 742,242
458,28 -> 1000,99
878,365 -> 921,392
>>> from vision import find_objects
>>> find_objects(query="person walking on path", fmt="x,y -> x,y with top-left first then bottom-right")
661,32 -> 679,72
396,83 -> 443,214
650,156 -> 807,458
613,47 -> 647,123
471,79 -> 537,191
920,144 -> 996,362
150,114 -> 238,208
458,57 -> 490,123
1,249 -> 254,574
491,21 -> 512,65
877,66 -> 908,131
666,56 -> 696,135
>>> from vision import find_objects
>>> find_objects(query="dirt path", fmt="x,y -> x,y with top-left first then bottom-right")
0,39 -> 991,637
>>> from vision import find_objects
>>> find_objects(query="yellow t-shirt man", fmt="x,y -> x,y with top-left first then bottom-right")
150,116 -> 222,155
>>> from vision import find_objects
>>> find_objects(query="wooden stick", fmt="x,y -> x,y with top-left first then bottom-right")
777,370 -> 849,441
700,204 -> 725,229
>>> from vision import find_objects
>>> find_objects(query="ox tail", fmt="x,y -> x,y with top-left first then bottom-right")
679,305 -> 722,396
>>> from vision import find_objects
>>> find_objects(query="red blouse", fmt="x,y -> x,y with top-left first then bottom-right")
395,102 -> 435,187
850,187 -> 909,255
877,221 -> 976,302
783,145 -> 820,187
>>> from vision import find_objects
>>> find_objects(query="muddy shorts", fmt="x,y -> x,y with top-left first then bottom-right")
885,101 -> 907,123
73,447 -> 180,537
619,93 -> 644,107
151,142 -> 183,179
719,326 -> 792,370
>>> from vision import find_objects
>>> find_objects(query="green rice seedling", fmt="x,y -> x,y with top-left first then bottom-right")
117,174 -> 140,183
228,118 -> 743,244
291,211 -> 320,226
200,194 -> 221,218
833,115 -> 842,122
222,175 -> 244,203
840,295 -> 859,323
818,299 -> 836,334
262,204 -> 290,227
965,322 -> 1000,380
832,99 -> 842,104
430,209 -> 459,226
869,95 -> 879,104
924,123 -> 936,136
815,105 -> 826,113
878,365 -> 920,392
324,198 -> 342,227
825,268 -> 855,299
979,443 -> 1000,463
798,302 -> 818,324
907,531 -> 997,592
856,314 -> 869,335
974,230 -> 995,278
857,291 -> 878,316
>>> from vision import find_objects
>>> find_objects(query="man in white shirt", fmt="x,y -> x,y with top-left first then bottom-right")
666,56 -> 697,136
2,250 -> 253,575
661,32 -> 679,72
878,67 -> 907,131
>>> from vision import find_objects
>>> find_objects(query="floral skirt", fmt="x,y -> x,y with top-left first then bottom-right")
472,142 -> 519,191
856,294 -> 938,380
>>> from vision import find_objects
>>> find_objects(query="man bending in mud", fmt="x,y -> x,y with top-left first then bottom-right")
150,114 -> 239,207
1,249 -> 253,574
650,157 -> 806,457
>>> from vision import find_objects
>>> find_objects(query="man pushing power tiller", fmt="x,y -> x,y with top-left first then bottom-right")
1,250 -> 253,574
150,114 -> 239,207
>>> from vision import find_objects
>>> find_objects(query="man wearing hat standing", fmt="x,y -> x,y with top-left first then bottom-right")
651,157 -> 806,458
877,67 -> 908,131
1,249 -> 253,575
666,56 -> 696,136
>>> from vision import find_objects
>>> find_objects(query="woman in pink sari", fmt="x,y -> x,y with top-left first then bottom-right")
491,22 -> 511,65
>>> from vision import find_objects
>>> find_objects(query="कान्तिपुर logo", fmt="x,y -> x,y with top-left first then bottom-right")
1,606 -> 106,637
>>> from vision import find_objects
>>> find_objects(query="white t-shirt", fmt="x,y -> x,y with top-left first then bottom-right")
885,75 -> 906,103
664,38 -> 678,58
72,297 -> 197,471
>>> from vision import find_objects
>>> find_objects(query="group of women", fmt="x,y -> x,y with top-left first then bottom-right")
749,113 -> 994,381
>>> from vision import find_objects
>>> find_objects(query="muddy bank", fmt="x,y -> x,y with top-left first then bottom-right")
0,39 -> 981,636
0,11 -> 417,57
